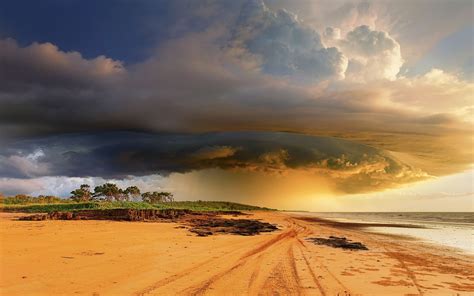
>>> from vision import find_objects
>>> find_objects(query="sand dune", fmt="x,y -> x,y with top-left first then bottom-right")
1,212 -> 473,295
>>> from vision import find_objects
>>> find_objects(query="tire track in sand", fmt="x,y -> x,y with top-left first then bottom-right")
133,237 -> 269,296
383,249 -> 424,296
359,232 -> 425,296
296,244 -> 327,296
180,228 -> 298,295
293,219 -> 351,295
260,243 -> 304,296
136,225 -> 296,295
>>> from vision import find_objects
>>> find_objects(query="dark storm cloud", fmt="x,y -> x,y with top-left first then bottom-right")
0,0 -> 472,178
0,131 -> 428,193
0,1 -> 385,139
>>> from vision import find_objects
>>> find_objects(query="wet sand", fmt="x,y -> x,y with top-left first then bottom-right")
1,211 -> 473,295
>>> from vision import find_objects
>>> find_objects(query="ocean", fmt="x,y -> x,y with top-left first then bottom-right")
296,212 -> 474,254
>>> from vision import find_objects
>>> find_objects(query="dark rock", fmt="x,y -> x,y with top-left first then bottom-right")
188,218 -> 278,236
190,229 -> 214,237
19,214 -> 45,221
306,236 -> 368,250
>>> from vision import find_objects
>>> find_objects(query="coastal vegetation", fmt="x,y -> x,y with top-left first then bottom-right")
0,183 -> 274,213
69,183 -> 173,203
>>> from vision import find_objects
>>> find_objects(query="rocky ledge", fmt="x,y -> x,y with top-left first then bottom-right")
19,209 -> 279,237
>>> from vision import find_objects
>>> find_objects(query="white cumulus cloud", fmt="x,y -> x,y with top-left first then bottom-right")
339,25 -> 404,81
230,0 -> 348,82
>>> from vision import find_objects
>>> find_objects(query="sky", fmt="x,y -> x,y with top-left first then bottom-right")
0,0 -> 472,211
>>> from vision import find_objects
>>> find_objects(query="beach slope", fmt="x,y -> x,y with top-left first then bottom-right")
1,211 -> 473,295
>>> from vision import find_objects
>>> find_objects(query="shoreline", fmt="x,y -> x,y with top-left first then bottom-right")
1,211 -> 473,295
289,211 -> 474,255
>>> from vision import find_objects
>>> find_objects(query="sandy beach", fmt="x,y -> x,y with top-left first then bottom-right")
1,211 -> 473,296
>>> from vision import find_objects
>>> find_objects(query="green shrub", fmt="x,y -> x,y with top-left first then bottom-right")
0,200 -> 274,213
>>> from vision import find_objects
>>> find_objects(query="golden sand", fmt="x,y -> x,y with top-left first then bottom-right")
1,212 -> 473,295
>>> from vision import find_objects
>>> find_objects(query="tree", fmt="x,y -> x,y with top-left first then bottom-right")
42,195 -> 61,203
93,183 -> 121,201
159,192 -> 174,202
114,191 -> 128,202
141,192 -> 154,203
141,191 -> 174,203
124,186 -> 141,201
14,194 -> 32,204
70,184 -> 92,202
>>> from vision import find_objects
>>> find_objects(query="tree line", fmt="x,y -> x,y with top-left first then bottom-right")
70,183 -> 174,203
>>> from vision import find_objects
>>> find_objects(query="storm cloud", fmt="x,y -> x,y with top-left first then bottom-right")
0,131 -> 428,194
0,0 -> 472,199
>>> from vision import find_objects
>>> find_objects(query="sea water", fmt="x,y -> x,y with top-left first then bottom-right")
298,212 -> 474,254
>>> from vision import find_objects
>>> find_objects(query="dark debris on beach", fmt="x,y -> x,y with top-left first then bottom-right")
306,236 -> 368,250
188,218 -> 278,237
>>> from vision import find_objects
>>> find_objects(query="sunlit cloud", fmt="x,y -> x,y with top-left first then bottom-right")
0,132 -> 431,201
0,0 -> 472,209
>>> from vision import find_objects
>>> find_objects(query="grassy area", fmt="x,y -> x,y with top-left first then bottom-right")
159,201 -> 274,211
0,202 -> 99,213
0,201 -> 274,213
